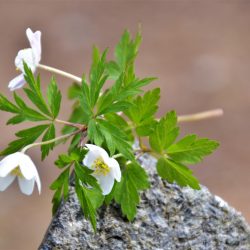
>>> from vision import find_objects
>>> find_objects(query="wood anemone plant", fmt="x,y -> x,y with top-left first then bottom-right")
0,28 -> 222,231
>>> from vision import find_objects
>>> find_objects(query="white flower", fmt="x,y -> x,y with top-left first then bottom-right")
0,152 -> 41,195
83,144 -> 121,195
8,28 -> 42,91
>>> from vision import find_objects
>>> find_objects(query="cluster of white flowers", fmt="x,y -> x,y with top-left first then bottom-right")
0,28 -> 43,195
1,28 -> 121,197
0,145 -> 121,196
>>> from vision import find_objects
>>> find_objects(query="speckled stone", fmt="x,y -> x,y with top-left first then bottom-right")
40,154 -> 250,250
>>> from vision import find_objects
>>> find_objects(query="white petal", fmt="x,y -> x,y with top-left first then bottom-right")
0,175 -> 15,191
83,150 -> 100,168
83,144 -> 109,168
0,153 -> 21,177
8,74 -> 26,91
34,172 -> 41,195
86,144 -> 109,159
15,48 -> 36,73
107,158 -> 121,182
17,153 -> 38,180
96,173 -> 114,195
26,28 -> 41,62
18,177 -> 35,195
17,153 -> 41,194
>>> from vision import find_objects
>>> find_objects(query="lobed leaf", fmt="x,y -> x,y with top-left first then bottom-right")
0,124 -> 49,155
114,162 -> 150,221
167,135 -> 219,165
41,123 -> 56,160
156,157 -> 200,190
149,111 -> 179,153
47,78 -> 62,118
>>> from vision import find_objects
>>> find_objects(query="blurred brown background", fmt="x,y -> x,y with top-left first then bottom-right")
0,1 -> 250,249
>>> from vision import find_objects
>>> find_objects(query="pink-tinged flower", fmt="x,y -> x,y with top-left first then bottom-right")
0,152 -> 41,195
8,28 -> 42,91
83,144 -> 121,195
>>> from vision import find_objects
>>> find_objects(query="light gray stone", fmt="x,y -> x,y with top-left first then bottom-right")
40,154 -> 250,250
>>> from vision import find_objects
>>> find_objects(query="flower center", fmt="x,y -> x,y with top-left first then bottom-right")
11,167 -> 23,177
93,158 -> 110,176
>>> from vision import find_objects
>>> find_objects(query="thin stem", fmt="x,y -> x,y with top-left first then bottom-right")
21,129 -> 81,153
37,64 -> 82,83
177,109 -> 223,123
54,118 -> 84,129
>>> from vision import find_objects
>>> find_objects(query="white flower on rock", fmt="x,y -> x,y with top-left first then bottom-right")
83,144 -> 121,195
8,28 -> 42,91
0,152 -> 41,195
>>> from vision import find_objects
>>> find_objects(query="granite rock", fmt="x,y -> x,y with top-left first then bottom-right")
40,154 -> 250,250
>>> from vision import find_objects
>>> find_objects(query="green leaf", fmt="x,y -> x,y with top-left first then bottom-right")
75,179 -> 98,231
41,123 -> 56,160
75,162 -> 100,190
0,91 -> 49,124
149,111 -> 179,153
74,162 -> 103,231
15,124 -> 49,137
7,114 -> 26,125
87,119 -> 104,146
114,162 -> 150,221
23,88 -> 51,117
0,94 -> 19,113
96,74 -> 155,116
135,119 -> 157,137
77,78 -> 93,123
115,30 -> 142,71
0,124 -> 49,155
84,187 -> 104,210
23,63 -> 52,117
50,167 -> 70,190
156,157 -> 200,190
125,88 -> 160,124
98,119 -> 134,160
104,113 -> 134,142
68,82 -> 82,100
68,134 -> 81,153
95,73 -> 126,115
50,167 -> 70,215
55,148 -> 87,169
47,77 -> 62,118
167,135 -> 219,165
106,61 -> 120,80
14,92 -> 48,122
89,47 -> 108,107
98,101 -> 131,115
125,88 -> 160,136
55,154 -> 73,169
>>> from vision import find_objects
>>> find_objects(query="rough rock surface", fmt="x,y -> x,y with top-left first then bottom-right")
40,155 -> 250,250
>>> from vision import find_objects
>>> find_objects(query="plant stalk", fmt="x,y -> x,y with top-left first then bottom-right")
177,109 -> 223,123
37,64 -> 82,83
21,129 -> 82,153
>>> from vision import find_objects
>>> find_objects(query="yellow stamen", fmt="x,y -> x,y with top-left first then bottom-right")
93,158 -> 110,176
11,167 -> 23,177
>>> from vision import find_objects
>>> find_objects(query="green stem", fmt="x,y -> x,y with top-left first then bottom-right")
54,118 -> 84,129
21,129 -> 81,153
